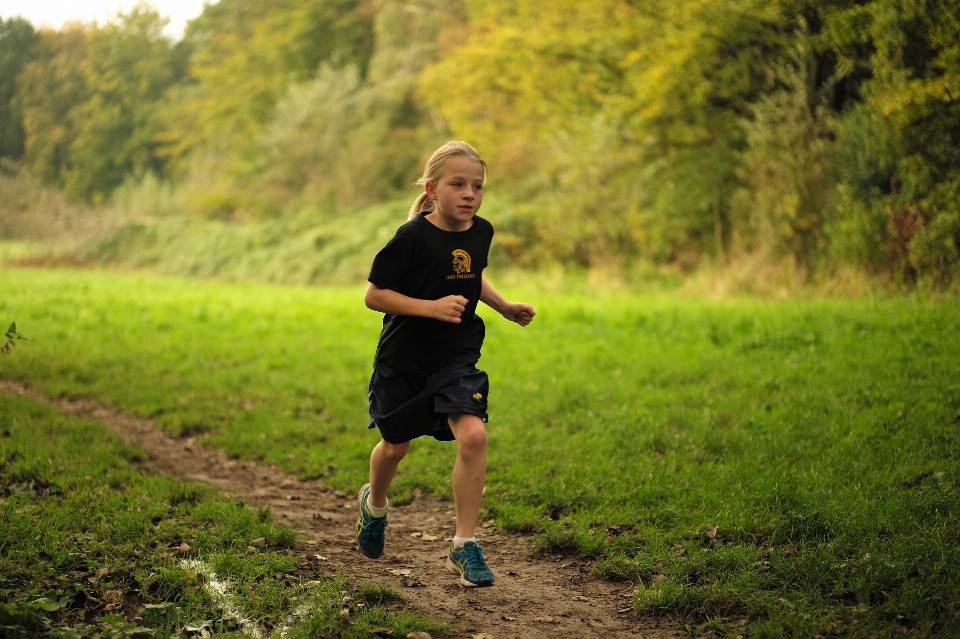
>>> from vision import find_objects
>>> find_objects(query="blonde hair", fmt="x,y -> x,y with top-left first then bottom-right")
407,141 -> 488,220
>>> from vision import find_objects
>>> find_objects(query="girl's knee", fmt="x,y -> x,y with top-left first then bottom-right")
448,414 -> 487,453
379,439 -> 409,461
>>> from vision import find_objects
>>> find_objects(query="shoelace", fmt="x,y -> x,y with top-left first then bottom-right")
364,514 -> 387,534
461,544 -> 489,572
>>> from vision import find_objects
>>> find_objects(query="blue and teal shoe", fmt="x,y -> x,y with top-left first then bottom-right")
356,483 -> 386,559
446,540 -> 495,587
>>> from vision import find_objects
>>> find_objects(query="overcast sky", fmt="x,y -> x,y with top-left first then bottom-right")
0,0 -> 211,38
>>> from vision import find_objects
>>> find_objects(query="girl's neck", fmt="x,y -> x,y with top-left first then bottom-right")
423,211 -> 474,233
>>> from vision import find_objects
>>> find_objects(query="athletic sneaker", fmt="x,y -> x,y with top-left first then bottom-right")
446,541 -> 495,587
356,483 -> 386,559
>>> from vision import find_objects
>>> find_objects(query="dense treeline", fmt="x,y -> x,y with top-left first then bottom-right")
0,0 -> 958,289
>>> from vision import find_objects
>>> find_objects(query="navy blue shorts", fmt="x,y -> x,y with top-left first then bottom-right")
368,363 -> 489,444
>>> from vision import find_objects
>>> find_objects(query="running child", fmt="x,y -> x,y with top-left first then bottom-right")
356,141 -> 535,587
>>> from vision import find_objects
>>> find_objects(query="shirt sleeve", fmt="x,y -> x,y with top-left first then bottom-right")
368,223 -> 415,291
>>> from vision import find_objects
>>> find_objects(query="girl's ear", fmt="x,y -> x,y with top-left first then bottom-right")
424,180 -> 437,201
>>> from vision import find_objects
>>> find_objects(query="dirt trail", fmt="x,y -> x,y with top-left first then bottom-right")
1,380 -> 679,639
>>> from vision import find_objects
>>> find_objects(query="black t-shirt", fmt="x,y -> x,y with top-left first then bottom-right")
368,213 -> 494,376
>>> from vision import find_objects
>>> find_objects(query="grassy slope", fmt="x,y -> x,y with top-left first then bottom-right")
0,392 -> 440,638
1,267 -> 958,637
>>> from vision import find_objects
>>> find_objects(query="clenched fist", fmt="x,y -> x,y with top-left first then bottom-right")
432,295 -> 469,323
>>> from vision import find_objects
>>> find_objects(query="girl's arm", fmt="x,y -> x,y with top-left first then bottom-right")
480,277 -> 536,327
364,283 -> 469,324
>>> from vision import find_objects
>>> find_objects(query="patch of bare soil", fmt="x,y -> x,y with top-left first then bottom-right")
1,380 -> 680,639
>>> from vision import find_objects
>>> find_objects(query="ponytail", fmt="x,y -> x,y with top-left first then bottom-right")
407,193 -> 435,221
407,141 -> 487,222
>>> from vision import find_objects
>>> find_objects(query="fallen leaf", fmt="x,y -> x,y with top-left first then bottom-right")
706,525 -> 718,539
472,634 -> 495,639
410,532 -> 422,538
389,569 -> 412,577
420,533 -> 438,541
250,538 -> 266,547
177,543 -> 192,554
406,632 -> 432,639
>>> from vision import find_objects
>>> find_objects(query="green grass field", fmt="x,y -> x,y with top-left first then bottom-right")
2,267 -> 959,637
0,393 -> 441,638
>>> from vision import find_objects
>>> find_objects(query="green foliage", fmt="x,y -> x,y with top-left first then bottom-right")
2,268 -> 959,635
11,5 -> 181,203
3,0 -> 960,287
61,5 -> 181,203
821,0 -> 960,287
732,44 -> 833,267
419,0 -> 960,286
421,0 -> 799,269
0,17 -> 38,159
14,26 -> 90,186
84,199 -> 411,286
158,0 -> 378,216
251,1 -> 454,215
1,321 -> 26,354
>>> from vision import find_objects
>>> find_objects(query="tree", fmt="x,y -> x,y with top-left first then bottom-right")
255,0 -> 458,214
15,25 -> 90,185
156,0 -> 377,215
824,0 -> 960,284
421,0 -> 799,268
0,17 -> 38,159
60,4 -> 180,203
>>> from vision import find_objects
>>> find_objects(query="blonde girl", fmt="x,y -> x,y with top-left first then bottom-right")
355,141 -> 535,587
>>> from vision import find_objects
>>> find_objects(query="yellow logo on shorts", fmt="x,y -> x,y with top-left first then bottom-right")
472,392 -> 483,403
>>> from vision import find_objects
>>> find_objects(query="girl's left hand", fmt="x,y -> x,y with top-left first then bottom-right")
503,303 -> 536,327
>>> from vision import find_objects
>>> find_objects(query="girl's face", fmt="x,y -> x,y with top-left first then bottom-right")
424,156 -> 485,232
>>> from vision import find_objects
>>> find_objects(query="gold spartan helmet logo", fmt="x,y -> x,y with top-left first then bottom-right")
452,249 -> 472,274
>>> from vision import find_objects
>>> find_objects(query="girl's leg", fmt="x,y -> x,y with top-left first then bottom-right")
369,439 -> 409,507
447,413 -> 487,538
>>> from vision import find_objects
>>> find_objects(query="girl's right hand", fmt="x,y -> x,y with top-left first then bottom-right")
432,295 -> 468,323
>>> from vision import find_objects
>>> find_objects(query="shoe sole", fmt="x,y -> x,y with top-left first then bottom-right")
446,557 -> 493,588
357,483 -> 384,560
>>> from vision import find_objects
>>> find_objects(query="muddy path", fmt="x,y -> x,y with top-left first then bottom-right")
1,380 -> 680,639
